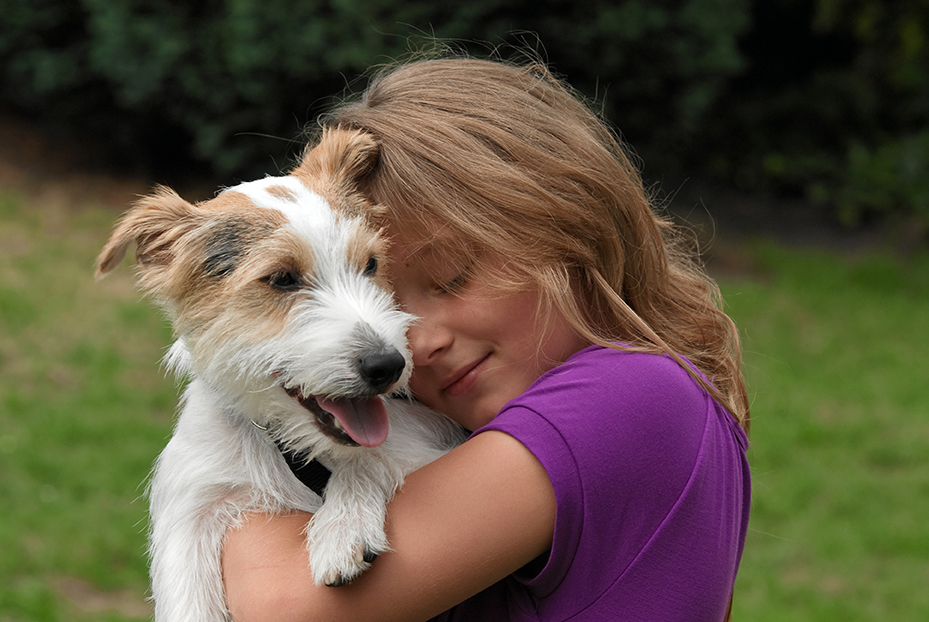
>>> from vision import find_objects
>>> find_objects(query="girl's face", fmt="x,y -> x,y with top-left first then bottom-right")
388,238 -> 588,431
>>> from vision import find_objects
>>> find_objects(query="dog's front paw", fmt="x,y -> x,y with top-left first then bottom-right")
306,513 -> 389,586
308,534 -> 386,587
314,543 -> 382,587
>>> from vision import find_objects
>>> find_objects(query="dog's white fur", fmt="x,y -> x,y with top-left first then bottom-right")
96,129 -> 466,621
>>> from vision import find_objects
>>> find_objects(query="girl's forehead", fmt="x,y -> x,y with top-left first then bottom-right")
387,231 -> 475,266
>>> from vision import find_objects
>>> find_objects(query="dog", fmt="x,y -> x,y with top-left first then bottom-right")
95,128 -> 466,621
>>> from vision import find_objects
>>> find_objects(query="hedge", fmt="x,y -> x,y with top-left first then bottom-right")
1,0 -> 927,233
0,0 -> 749,177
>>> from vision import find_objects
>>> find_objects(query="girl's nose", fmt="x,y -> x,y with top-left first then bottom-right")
407,315 -> 453,367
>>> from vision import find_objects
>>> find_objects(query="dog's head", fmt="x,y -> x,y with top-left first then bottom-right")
96,128 -> 409,448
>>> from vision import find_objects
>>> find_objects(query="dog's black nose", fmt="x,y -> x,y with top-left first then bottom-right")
357,348 -> 406,393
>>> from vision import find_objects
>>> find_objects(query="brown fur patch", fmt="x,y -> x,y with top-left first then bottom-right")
177,218 -> 315,341
265,184 -> 299,202
96,184 -> 305,345
345,220 -> 390,289
197,190 -> 283,220
174,219 -> 319,346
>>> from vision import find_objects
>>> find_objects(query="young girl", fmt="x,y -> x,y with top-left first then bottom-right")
222,55 -> 751,622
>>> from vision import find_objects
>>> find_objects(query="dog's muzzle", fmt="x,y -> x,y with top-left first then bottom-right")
280,342 -> 406,448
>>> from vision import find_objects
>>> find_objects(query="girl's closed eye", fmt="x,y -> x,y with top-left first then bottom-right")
432,266 -> 471,294
434,270 -> 470,295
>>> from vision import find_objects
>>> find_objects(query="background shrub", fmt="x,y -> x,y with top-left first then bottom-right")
1,0 -> 927,236
697,0 -> 929,231
0,0 -> 749,177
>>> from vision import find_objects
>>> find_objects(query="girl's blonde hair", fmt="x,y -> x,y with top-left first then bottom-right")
324,55 -> 750,431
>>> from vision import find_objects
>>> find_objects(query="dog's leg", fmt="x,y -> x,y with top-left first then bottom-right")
149,498 -> 232,622
305,457 -> 405,586
148,436 -> 241,622
148,381 -> 321,621
304,402 -> 466,586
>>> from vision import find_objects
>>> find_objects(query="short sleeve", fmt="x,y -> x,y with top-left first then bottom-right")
471,346 -> 750,621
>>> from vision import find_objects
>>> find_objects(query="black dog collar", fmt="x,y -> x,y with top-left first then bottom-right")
252,420 -> 332,497
274,440 -> 332,497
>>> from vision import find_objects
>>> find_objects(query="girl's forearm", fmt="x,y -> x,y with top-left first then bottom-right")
222,431 -> 556,622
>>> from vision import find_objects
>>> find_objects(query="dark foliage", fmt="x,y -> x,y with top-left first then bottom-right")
698,0 -> 929,229
1,0 -> 926,231
0,0 -> 748,181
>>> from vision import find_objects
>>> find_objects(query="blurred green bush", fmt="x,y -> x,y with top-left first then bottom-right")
0,0 -> 926,235
0,0 -> 749,176
700,0 -> 929,233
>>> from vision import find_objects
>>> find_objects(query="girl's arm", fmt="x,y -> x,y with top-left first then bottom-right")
222,430 -> 556,622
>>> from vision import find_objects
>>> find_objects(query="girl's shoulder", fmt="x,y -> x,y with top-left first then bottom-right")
513,344 -> 713,425
484,344 -> 722,502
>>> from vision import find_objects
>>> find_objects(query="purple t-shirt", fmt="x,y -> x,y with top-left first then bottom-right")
431,345 -> 751,622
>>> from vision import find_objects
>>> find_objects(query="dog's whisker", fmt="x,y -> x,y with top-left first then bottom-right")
248,382 -> 279,395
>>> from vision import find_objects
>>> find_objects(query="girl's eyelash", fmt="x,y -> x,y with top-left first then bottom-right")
446,273 -> 468,290
435,269 -> 470,294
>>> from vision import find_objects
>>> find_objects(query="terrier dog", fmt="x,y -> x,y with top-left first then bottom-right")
96,128 -> 466,621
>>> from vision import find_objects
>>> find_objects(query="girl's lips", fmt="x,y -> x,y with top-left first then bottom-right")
443,354 -> 490,398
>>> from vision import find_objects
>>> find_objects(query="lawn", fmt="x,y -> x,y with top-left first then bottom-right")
0,187 -> 174,621
726,244 -> 929,620
1,185 -> 927,620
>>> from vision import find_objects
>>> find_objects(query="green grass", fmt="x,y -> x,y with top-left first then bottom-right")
1,189 -> 176,621
1,186 -> 927,620
725,244 -> 929,620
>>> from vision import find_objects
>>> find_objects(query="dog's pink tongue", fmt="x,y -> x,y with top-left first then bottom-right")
316,396 -> 389,448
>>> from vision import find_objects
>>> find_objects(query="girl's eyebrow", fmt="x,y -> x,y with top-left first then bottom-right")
396,233 -> 473,263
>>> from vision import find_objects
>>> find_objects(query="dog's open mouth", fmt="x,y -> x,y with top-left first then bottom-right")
282,385 -> 389,448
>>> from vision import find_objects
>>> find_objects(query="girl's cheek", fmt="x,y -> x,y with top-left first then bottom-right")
407,371 -> 436,407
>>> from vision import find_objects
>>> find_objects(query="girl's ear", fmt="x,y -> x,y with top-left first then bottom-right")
95,186 -> 201,284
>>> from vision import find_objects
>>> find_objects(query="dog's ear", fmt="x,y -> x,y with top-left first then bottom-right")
292,128 -> 379,215
95,186 -> 201,284
296,127 -> 379,183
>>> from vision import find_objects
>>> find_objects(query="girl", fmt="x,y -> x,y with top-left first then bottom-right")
222,55 -> 751,622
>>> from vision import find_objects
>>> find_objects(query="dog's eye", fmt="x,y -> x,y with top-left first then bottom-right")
262,270 -> 302,291
363,255 -> 378,277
